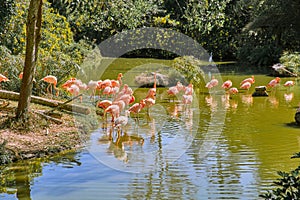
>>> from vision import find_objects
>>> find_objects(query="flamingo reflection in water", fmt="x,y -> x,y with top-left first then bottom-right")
284,92 -> 294,103
205,95 -> 218,111
98,120 -> 144,163
268,95 -> 279,108
241,94 -> 253,106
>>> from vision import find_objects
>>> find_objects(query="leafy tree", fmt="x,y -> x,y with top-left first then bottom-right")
238,0 -> 300,67
48,0 -> 164,43
246,0 -> 300,49
183,0 -> 250,61
0,0 -> 14,39
0,0 -> 15,40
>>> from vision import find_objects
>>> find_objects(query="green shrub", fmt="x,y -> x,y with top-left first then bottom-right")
0,45 -> 24,91
171,56 -> 205,89
0,0 -> 92,95
260,152 -> 300,199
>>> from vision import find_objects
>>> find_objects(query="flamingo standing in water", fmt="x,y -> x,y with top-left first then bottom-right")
182,94 -> 193,109
283,80 -> 295,92
222,80 -> 233,90
42,75 -> 59,96
167,85 -> 179,102
240,82 -> 252,91
228,87 -> 239,95
128,99 -> 146,120
114,110 -> 130,133
97,100 -> 112,110
184,83 -> 193,95
142,72 -> 157,115
205,76 -> 218,89
240,75 -> 255,85
104,104 -> 120,122
267,77 -> 281,90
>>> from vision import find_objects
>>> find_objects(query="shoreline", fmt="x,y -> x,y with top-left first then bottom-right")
0,99 -> 99,165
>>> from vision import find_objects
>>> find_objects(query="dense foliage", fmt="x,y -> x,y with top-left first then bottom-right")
0,0 -> 91,94
0,0 -> 299,93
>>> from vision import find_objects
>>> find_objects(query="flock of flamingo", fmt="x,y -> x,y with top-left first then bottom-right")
205,75 -> 295,94
0,72 -> 297,126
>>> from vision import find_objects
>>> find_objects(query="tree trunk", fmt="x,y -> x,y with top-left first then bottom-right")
16,0 -> 43,120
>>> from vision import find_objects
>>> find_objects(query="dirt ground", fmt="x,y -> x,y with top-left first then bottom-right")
0,99 -> 99,164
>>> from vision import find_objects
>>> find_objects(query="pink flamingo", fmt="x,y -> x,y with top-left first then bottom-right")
113,100 -> 126,114
284,80 -> 294,87
111,73 -> 123,88
99,79 -> 112,90
128,99 -> 146,120
42,75 -> 59,96
182,94 -> 193,109
102,86 -> 112,98
114,110 -> 130,133
97,100 -> 112,110
110,86 -> 120,97
205,76 -> 218,89
228,87 -> 239,95
240,75 -> 255,85
184,83 -> 193,95
115,84 -> 133,100
19,72 -> 23,79
115,94 -> 134,107
240,82 -> 252,90
167,86 -> 179,101
143,97 -> 155,113
146,72 -> 157,98
87,80 -> 99,99
62,77 -> 76,89
67,84 -> 82,102
267,77 -> 281,89
0,73 -> 9,89
142,72 -> 157,112
104,104 -> 120,122
222,80 -> 232,89
283,80 -> 294,92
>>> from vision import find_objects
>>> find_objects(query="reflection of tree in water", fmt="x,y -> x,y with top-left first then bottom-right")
0,151 -> 81,200
123,102 -> 199,199
123,128 -> 198,199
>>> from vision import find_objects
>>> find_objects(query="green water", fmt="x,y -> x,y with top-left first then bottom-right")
1,58 -> 300,200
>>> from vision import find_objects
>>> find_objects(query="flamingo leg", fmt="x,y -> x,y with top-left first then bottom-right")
46,84 -> 51,95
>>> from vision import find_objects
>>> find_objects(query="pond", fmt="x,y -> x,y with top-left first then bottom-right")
1,59 -> 300,199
